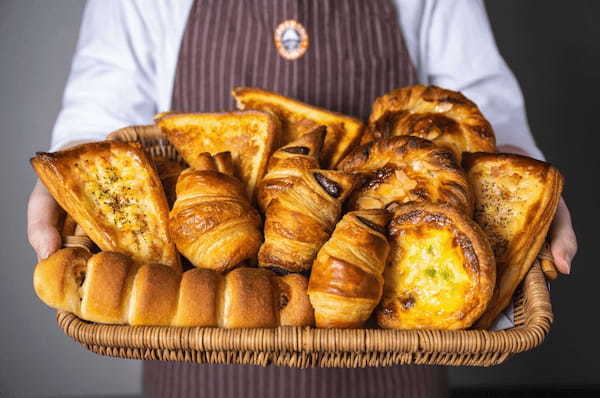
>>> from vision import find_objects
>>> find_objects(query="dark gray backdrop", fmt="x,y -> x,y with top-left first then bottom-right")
1,1 -> 597,396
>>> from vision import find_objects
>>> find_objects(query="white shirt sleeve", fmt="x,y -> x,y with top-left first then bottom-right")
411,0 -> 545,160
50,1 -> 159,151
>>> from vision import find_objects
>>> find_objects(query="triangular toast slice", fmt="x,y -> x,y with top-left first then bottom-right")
156,110 -> 278,199
31,141 -> 180,271
463,153 -> 563,329
232,87 -> 364,168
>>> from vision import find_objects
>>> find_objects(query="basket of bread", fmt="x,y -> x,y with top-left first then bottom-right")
31,85 -> 562,367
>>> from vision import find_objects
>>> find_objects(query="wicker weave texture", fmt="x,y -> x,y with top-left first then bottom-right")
54,125 -> 553,367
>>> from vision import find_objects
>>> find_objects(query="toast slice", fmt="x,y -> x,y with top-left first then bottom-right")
232,87 -> 364,168
463,153 -> 563,329
31,141 -> 180,271
156,110 -> 278,199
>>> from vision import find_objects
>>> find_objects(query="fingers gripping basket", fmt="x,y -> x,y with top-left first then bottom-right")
56,125 -> 554,368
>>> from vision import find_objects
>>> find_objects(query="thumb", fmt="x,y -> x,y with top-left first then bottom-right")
27,181 -> 63,261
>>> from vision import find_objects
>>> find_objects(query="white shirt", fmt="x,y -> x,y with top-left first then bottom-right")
50,0 -> 544,160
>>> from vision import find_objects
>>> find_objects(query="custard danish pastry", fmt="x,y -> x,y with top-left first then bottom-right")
377,203 -> 495,330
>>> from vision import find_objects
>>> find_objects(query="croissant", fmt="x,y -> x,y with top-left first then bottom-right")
376,203 -> 496,330
308,209 -> 391,328
338,136 -> 473,215
257,126 -> 325,212
362,85 -> 496,162
169,152 -> 262,272
259,169 -> 358,274
33,248 -> 314,327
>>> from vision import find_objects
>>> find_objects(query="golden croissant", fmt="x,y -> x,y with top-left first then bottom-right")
258,168 -> 358,274
308,209 -> 391,328
257,126 -> 325,212
169,151 -> 262,272
33,248 -> 314,328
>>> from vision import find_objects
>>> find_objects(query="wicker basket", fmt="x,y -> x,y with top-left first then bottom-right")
56,125 -> 554,368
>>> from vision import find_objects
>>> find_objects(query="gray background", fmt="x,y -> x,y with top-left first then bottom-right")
1,1 -> 598,397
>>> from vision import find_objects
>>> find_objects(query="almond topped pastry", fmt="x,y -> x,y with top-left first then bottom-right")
363,85 -> 496,162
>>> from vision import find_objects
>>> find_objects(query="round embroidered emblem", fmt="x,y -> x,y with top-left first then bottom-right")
274,19 -> 309,60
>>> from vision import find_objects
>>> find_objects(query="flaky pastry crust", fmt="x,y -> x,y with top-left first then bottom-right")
363,85 -> 496,162
377,203 -> 496,330
233,87 -> 364,168
338,136 -> 473,215
463,153 -> 563,329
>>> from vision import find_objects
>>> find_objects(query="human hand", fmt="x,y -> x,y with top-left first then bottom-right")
27,180 -> 63,261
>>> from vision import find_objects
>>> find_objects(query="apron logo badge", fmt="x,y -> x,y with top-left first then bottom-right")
274,20 -> 309,61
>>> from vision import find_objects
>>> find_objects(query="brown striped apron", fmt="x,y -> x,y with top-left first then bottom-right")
144,0 -> 448,396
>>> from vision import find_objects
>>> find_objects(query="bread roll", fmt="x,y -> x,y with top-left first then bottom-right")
33,248 -> 314,328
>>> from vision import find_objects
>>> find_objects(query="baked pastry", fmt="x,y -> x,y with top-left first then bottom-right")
308,209 -> 391,328
153,156 -> 185,208
31,141 -> 180,270
377,203 -> 495,330
257,126 -> 325,212
156,110 -> 279,199
363,85 -> 496,162
259,169 -> 358,274
462,153 -> 563,329
33,248 -> 314,327
232,87 -> 364,168
338,136 -> 473,215
169,152 -> 262,272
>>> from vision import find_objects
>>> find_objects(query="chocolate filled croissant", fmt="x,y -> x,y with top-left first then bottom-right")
258,169 -> 358,274
33,248 -> 314,328
257,126 -> 325,212
308,209 -> 391,328
169,152 -> 262,272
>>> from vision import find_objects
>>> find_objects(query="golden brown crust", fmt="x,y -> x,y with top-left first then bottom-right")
308,209 -> 391,328
462,152 -> 564,329
257,127 -> 325,212
34,249 -> 314,328
232,87 -> 364,168
377,203 -> 496,330
338,136 -> 473,215
259,169 -> 359,273
31,141 -> 180,270
363,85 -> 496,162
81,251 -> 137,324
169,157 -> 262,273
156,110 -> 279,199
153,156 -> 185,208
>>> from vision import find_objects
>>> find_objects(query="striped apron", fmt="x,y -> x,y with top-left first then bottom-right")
144,0 -> 448,396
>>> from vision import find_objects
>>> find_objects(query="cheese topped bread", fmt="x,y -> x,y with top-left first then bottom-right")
463,153 -> 563,329
156,110 -> 279,199
377,203 -> 495,330
232,87 -> 364,168
31,141 -> 180,270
